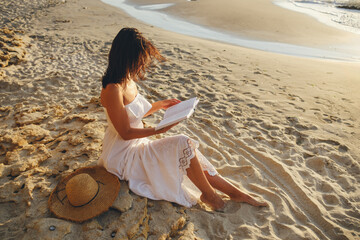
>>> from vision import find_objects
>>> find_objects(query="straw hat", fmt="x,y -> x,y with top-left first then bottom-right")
48,166 -> 120,222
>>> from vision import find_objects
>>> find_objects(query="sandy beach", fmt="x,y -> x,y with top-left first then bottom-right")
1,0 -> 359,239
128,0 -> 360,47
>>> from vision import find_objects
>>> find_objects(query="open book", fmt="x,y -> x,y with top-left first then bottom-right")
155,97 -> 199,131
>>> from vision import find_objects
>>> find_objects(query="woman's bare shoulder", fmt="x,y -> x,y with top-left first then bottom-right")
101,84 -> 124,107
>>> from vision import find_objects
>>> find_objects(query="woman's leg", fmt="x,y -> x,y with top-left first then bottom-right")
186,155 -> 225,210
204,172 -> 268,207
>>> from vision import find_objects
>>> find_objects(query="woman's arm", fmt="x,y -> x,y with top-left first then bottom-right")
144,99 -> 181,117
102,85 -> 177,140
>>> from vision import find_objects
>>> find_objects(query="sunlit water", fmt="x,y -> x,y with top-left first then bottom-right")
275,0 -> 360,35
101,0 -> 360,62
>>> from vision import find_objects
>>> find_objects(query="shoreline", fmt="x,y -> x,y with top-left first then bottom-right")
275,0 -> 360,35
1,0 -> 360,239
102,0 -> 360,62
103,0 -> 360,62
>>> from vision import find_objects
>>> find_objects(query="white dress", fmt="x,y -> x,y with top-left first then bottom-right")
98,94 -> 218,207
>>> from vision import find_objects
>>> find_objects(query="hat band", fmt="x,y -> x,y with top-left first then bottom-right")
69,181 -> 100,208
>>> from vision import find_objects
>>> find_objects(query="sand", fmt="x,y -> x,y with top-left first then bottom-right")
129,0 -> 360,48
0,0 -> 359,239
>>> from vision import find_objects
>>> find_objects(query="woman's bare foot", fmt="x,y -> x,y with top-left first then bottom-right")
200,192 -> 225,211
230,192 -> 268,207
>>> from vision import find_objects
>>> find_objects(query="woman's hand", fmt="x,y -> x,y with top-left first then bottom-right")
160,99 -> 181,110
144,99 -> 181,118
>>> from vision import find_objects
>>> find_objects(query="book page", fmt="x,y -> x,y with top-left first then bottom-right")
155,97 -> 198,130
163,97 -> 198,119
155,109 -> 194,130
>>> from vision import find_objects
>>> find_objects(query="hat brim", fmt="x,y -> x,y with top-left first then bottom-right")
48,166 -> 120,222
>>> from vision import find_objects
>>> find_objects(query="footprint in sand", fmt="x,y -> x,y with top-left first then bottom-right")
316,181 -> 334,193
322,194 -> 340,206
305,156 -> 326,173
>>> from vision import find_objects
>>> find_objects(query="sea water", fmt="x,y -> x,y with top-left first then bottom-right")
101,0 -> 360,62
275,0 -> 360,35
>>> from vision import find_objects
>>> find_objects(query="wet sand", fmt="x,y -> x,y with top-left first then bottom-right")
127,0 -> 360,47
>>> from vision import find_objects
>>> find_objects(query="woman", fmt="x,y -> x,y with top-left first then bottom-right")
99,28 -> 267,210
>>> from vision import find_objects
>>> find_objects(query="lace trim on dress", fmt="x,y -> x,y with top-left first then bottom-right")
179,139 -> 196,174
196,150 -> 218,176
178,139 -> 218,176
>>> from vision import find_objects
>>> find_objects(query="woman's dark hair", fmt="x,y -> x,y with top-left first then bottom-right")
102,28 -> 164,88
